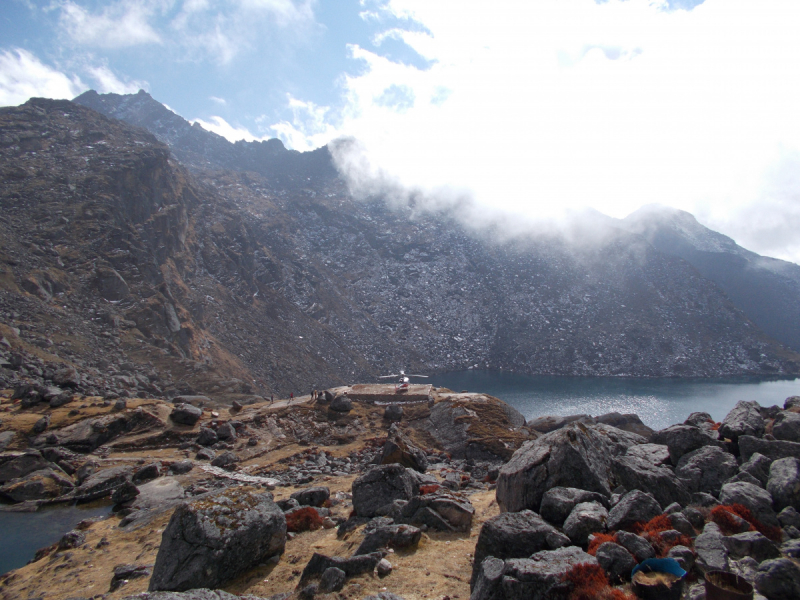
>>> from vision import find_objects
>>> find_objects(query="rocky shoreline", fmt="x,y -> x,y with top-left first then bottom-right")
1,367 -> 799,600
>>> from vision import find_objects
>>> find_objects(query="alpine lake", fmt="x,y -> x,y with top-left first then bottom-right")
429,370 -> 800,431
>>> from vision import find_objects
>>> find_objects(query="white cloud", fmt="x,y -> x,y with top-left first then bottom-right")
0,48 -> 85,107
278,0 -> 800,262
170,0 -> 317,64
60,1 -> 162,48
210,96 -> 227,105
271,95 -> 341,151
87,65 -> 147,94
192,115 -> 264,142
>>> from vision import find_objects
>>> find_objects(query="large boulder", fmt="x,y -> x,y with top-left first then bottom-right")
496,423 -> 644,513
625,443 -> 671,466
149,486 -> 286,591
73,465 -> 133,501
354,523 -> 421,555
611,453 -> 691,508
394,492 -> 475,532
767,457 -> 800,512
35,411 -> 161,453
720,401 -> 765,442
562,501 -> 608,546
0,450 -> 53,483
290,486 -> 330,508
740,452 -> 772,486
607,490 -> 662,531
329,394 -> 352,412
471,547 -> 597,600
755,558 -> 800,600
595,412 -> 653,438
539,487 -> 609,527
675,445 -> 739,496
380,424 -> 428,473
772,411 -> 800,442
352,465 -> 416,518
595,542 -> 636,583
719,481 -> 779,527
169,404 -> 202,426
694,522 -> 730,574
0,468 -> 74,502
684,412 -> 717,430
615,531 -> 655,562
649,424 -> 723,465
723,531 -> 780,562
527,414 -> 595,434
471,510 -> 569,586
739,435 -> 800,462
354,523 -> 422,556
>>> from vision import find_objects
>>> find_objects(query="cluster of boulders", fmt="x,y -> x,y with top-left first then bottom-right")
473,398 -> 800,599
0,344 -> 166,403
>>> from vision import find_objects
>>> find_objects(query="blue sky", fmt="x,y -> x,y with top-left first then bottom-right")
2,0 -> 800,264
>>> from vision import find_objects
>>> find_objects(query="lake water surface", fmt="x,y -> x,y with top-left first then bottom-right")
429,371 -> 800,431
0,502 -> 112,576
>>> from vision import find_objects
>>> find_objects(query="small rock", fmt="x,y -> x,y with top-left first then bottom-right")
58,530 -> 86,550
210,451 -> 237,468
376,558 -> 392,577
318,567 -> 346,593
170,403 -> 202,426
196,448 -> 216,461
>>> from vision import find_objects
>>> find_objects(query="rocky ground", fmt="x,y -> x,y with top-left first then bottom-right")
1,358 -> 800,600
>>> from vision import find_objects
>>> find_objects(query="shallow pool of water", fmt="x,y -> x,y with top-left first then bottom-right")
0,502 -> 112,576
429,371 -> 800,430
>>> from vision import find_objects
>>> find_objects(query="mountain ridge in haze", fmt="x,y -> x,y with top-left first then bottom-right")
623,205 -> 800,352
1,94 -> 797,405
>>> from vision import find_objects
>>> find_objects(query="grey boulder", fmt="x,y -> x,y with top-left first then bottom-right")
766,457 -> 800,512
723,531 -> 780,562
772,411 -> 800,442
352,465 -> 416,518
539,486 -> 609,527
595,542 -> 636,583
607,490 -> 662,531
354,523 -> 421,555
649,424 -> 723,466
562,501 -> 608,545
740,452 -> 772,486
290,486 -> 330,507
611,453 -> 691,508
739,435 -> 800,462
471,510 -> 569,587
380,424 -> 428,473
676,445 -> 739,496
720,481 -> 779,527
169,404 -> 202,426
149,486 -> 286,591
615,531 -> 655,562
755,558 -> 800,600
471,547 -> 596,600
720,401 -> 765,442
694,522 -> 730,574
496,423 -> 644,513
330,394 -> 352,412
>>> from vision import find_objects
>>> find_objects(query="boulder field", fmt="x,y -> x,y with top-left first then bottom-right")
1,383 -> 800,600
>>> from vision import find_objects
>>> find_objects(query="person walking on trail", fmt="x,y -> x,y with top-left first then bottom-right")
290,392 -> 294,403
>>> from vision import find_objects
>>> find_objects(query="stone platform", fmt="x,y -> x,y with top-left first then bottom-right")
347,383 -> 433,405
